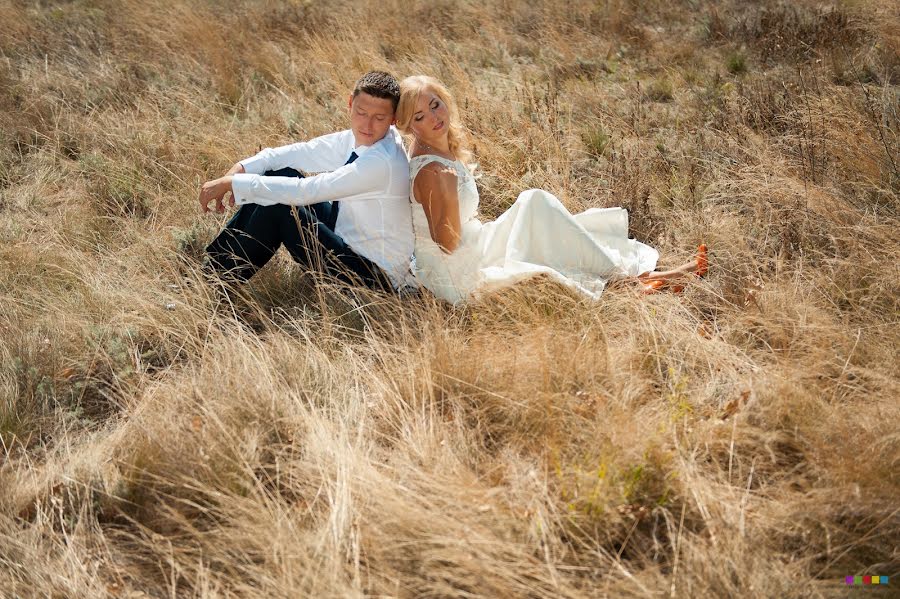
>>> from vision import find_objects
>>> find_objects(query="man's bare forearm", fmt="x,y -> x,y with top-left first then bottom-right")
225,162 -> 245,176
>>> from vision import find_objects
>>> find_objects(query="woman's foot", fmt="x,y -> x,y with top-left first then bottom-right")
640,279 -> 666,294
639,244 -> 708,294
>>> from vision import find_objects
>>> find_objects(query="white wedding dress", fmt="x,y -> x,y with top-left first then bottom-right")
409,155 -> 660,304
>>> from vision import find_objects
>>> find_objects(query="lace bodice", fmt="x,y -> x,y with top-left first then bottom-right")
407,155 -> 483,303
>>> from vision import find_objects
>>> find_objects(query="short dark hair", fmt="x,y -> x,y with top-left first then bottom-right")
352,71 -> 401,111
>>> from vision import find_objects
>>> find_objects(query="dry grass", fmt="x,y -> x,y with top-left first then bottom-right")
1,0 -> 899,597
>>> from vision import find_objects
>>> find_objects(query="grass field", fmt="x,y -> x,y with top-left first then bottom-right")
1,0 -> 898,597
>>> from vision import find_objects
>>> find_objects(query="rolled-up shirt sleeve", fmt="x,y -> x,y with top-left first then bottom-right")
238,131 -> 349,175
232,152 -> 390,207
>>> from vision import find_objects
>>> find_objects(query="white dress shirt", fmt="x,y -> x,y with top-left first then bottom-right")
231,128 -> 415,288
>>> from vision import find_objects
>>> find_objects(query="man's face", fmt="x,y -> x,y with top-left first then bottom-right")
348,92 -> 395,146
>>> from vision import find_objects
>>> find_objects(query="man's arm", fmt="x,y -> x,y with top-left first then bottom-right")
198,152 -> 392,212
238,130 -> 350,175
199,131 -> 353,213
230,152 -> 391,208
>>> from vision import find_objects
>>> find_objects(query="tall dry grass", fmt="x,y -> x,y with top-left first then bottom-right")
1,0 -> 898,597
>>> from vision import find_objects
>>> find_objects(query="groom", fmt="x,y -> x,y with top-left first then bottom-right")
198,71 -> 414,292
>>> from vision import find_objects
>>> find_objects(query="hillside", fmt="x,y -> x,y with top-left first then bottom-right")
1,1 -> 898,597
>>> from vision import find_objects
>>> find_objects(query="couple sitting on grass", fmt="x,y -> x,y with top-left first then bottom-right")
198,71 -> 707,304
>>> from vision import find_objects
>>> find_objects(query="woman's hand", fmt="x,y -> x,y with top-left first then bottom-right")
198,175 -> 235,213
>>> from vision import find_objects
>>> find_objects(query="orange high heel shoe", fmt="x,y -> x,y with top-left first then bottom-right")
640,279 -> 667,294
695,244 -> 708,278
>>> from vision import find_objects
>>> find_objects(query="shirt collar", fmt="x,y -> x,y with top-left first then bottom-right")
352,126 -> 402,152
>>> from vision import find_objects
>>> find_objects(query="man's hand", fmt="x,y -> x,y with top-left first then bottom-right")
198,175 -> 235,213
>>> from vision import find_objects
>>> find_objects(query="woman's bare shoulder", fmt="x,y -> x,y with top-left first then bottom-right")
412,160 -> 459,203
415,159 -> 458,177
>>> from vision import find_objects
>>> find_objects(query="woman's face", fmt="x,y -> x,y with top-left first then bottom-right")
409,88 -> 450,148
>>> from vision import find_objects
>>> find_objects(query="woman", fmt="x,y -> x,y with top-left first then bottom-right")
395,75 -> 706,304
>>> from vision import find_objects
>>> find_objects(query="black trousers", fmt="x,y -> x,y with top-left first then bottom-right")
205,168 -> 394,291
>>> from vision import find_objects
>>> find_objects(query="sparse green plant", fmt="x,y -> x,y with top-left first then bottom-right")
582,128 -> 611,157
646,77 -> 674,102
79,152 -> 151,219
726,51 -> 748,75
173,222 -> 213,260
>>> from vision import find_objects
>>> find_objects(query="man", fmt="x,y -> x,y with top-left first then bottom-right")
198,71 -> 414,292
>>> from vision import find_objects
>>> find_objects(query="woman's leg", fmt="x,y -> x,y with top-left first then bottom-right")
641,244 -> 707,280
634,244 -> 707,292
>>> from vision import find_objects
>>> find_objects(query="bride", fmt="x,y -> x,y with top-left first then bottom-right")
395,75 -> 707,304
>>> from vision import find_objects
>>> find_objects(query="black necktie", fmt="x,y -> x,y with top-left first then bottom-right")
331,151 -> 358,222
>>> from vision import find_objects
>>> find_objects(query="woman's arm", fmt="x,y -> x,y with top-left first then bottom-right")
412,162 -> 462,253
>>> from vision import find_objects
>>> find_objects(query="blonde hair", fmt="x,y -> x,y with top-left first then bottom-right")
396,75 -> 472,165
